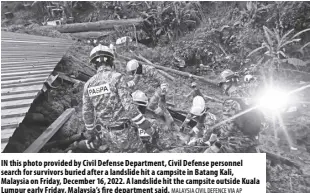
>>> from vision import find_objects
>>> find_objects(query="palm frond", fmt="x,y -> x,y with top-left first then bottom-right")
247,46 -> 266,57
280,29 -> 294,45
281,38 -> 301,48
291,28 -> 310,39
263,26 -> 274,46
286,58 -> 307,68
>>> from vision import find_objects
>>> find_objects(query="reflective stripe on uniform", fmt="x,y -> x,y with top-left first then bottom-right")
85,124 -> 94,130
132,113 -> 143,121
89,142 -> 95,149
154,107 -> 163,115
85,141 -> 91,149
136,117 -> 145,125
132,113 -> 146,125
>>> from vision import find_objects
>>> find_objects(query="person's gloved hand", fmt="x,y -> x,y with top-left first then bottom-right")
160,83 -> 169,95
127,80 -> 135,87
85,125 -> 102,142
192,126 -> 199,135
188,138 -> 197,146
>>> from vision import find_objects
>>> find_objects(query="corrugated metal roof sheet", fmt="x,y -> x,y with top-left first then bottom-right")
1,31 -> 74,152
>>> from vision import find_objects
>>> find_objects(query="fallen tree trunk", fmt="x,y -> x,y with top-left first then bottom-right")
70,31 -> 113,39
44,18 -> 143,33
120,54 -> 218,86
135,54 -> 176,81
118,54 -> 176,81
203,95 -> 223,103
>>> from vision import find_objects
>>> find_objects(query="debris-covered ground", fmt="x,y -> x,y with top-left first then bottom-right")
2,1 -> 310,193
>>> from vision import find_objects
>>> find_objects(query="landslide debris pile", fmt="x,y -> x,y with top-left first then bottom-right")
2,2 -> 310,193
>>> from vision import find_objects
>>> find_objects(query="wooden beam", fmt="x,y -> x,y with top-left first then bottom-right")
44,18 -> 143,33
1,116 -> 25,127
1,99 -> 34,108
1,77 -> 48,85
1,69 -> 55,77
69,31 -> 113,39
1,92 -> 38,101
1,106 -> 30,118
118,54 -> 175,81
1,84 -> 43,95
56,71 -> 82,84
24,108 -> 75,153
135,54 -> 176,81
119,54 -> 218,86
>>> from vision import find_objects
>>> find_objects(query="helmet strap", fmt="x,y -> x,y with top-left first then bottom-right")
136,64 -> 143,75
225,82 -> 233,96
138,106 -> 146,114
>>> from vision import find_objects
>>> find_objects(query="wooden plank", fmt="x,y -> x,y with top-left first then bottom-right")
1,84 -> 43,95
1,69 -> 54,77
1,40 -> 66,44
1,81 -> 46,89
24,108 -> 75,153
2,74 -> 49,81
1,63 -> 57,69
1,60 -> 58,65
44,18 -> 142,33
2,49 -> 68,52
1,116 -> 25,127
1,106 -> 30,117
1,142 -> 8,153
1,31 -> 72,40
56,71 -> 82,84
1,99 -> 34,108
1,92 -> 39,101
1,58 -> 60,63
0,55 -> 64,59
1,45 -> 71,49
1,76 -> 47,85
1,128 -> 16,139
1,66 -> 55,73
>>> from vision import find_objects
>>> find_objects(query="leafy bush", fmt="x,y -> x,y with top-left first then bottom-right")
247,26 -> 310,77
140,1 -> 204,46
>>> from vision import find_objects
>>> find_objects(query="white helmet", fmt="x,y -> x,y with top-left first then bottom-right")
190,96 -> 206,116
132,90 -> 148,106
116,36 -> 132,45
244,74 -> 254,82
126,59 -> 139,72
89,44 -> 114,63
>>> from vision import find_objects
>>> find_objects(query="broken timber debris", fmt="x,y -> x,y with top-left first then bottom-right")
56,71 -> 81,84
118,54 -> 175,81
23,108 -> 75,153
44,18 -> 143,33
119,54 -> 218,86
70,31 -> 113,40
134,54 -> 176,81
76,70 -> 93,82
